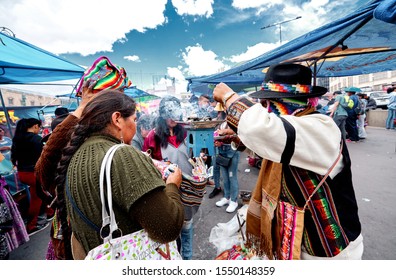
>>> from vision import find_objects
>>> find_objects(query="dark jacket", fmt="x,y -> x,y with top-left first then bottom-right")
11,132 -> 43,172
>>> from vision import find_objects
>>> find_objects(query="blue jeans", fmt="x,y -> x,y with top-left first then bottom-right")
180,219 -> 193,260
213,147 -> 221,188
219,144 -> 240,202
386,108 -> 396,129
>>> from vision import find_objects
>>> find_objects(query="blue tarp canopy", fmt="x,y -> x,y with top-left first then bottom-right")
0,30 -> 85,136
0,32 -> 85,84
187,0 -> 396,93
57,86 -> 160,103
124,86 -> 160,102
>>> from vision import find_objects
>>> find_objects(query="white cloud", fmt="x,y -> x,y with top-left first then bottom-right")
232,0 -> 282,9
0,0 -> 168,56
181,44 -> 229,76
166,67 -> 188,95
167,67 -> 185,81
214,9 -> 252,28
124,55 -> 141,62
178,42 -> 277,79
281,0 -> 332,37
231,0 -> 352,42
228,42 -> 279,63
171,0 -> 214,17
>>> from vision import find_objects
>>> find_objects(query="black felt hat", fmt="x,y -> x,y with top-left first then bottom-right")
249,63 -> 327,99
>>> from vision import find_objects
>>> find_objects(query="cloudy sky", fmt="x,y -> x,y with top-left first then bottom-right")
1,0 -> 369,93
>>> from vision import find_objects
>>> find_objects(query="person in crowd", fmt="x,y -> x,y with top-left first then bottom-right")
54,107 -> 69,118
365,94 -> 377,111
11,118 -> 47,235
330,91 -> 349,141
35,56 -> 135,259
52,107 -> 69,129
0,127 -> 12,161
356,93 -> 367,139
385,87 -> 396,130
213,119 -> 241,213
317,92 -> 335,115
54,91 -> 184,259
208,102 -> 226,199
189,94 -> 199,105
344,87 -> 360,142
132,113 -> 154,151
143,96 -> 196,260
196,94 -> 217,119
213,63 -> 363,260
41,108 -> 70,145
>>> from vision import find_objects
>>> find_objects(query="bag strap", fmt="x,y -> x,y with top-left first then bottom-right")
65,179 -> 101,232
303,141 -> 343,211
65,144 -> 126,235
99,144 -> 126,242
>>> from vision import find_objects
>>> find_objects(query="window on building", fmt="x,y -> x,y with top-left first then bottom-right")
359,75 -> 370,83
8,97 -> 14,105
30,101 -> 35,106
373,71 -> 388,81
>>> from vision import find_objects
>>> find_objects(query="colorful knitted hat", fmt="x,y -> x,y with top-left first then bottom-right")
250,63 -> 327,99
76,56 -> 132,95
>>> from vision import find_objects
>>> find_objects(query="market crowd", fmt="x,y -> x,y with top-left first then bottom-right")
1,56 -> 373,260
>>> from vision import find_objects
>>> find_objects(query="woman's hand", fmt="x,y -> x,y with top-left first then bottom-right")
72,79 -> 97,118
166,166 -> 182,188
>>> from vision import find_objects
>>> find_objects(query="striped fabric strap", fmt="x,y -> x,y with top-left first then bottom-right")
262,82 -> 311,94
303,141 -> 343,210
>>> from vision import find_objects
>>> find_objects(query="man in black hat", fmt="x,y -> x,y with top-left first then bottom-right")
213,63 -> 363,260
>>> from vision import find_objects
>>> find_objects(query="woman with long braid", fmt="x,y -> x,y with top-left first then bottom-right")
36,56 -> 167,259
54,91 -> 184,259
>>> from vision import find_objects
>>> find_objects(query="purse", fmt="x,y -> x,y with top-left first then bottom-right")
216,140 -> 240,167
215,154 -> 231,167
84,144 -> 182,260
274,143 -> 343,260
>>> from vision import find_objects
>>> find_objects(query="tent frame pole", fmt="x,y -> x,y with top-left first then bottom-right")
0,88 -> 14,138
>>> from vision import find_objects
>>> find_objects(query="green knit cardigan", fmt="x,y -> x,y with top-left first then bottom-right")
66,134 -> 184,253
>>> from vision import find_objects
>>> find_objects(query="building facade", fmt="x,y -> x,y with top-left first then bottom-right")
0,88 -> 60,107
329,70 -> 396,93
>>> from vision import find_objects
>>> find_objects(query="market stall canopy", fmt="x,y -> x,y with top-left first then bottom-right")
0,29 -> 85,137
0,31 -> 85,84
187,0 -> 396,93
124,86 -> 160,102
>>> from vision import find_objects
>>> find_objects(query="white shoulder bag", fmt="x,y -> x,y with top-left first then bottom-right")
85,144 -> 182,260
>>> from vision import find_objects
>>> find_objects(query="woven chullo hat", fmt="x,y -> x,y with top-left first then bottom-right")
250,63 -> 327,99
76,56 -> 131,95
